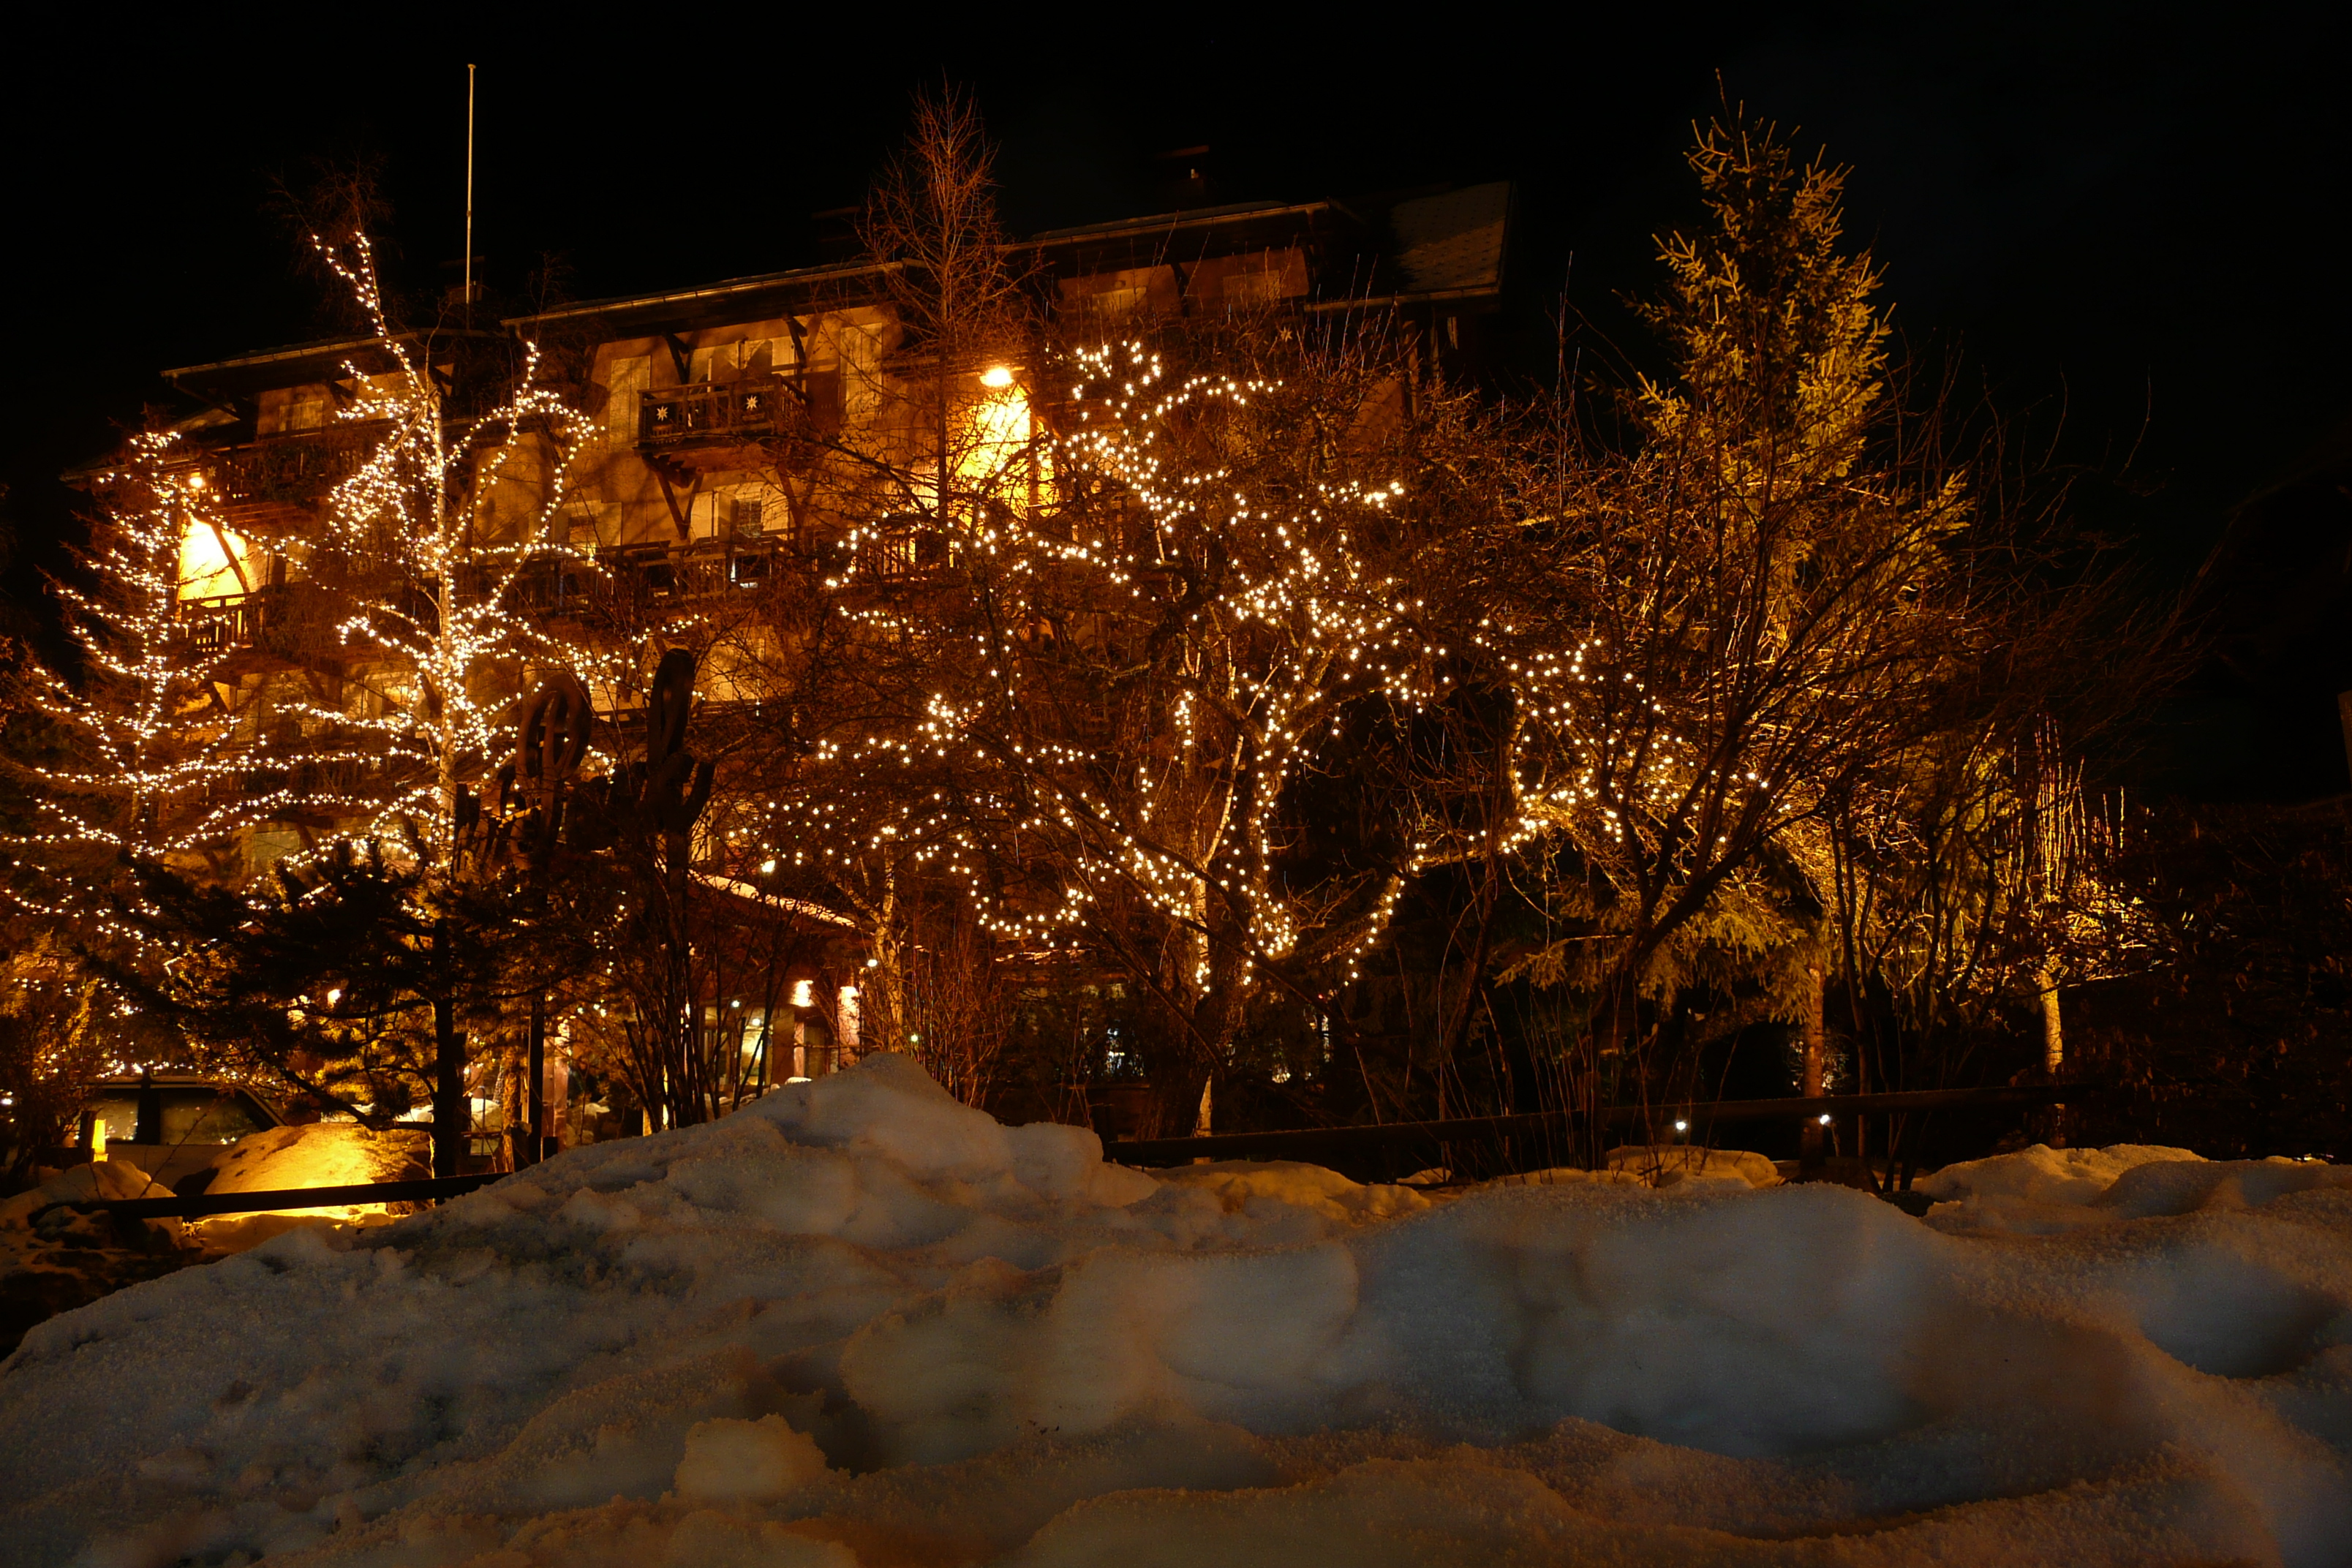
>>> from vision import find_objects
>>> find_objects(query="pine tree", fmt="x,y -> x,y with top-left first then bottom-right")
1476,118 -> 1975,1140
2,431 -> 298,930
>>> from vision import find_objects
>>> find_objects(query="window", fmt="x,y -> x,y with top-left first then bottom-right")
687,492 -> 733,541
742,336 -> 796,374
178,519 -> 251,601
838,323 -> 883,426
1223,269 -> 1285,308
1090,285 -> 1145,318
687,488 -> 771,541
286,385 -> 331,431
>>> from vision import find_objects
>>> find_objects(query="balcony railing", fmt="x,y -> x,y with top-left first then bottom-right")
614,537 -> 781,600
180,589 -> 281,654
191,425 -> 385,511
207,756 -> 380,807
638,374 -> 836,450
178,540 -> 785,657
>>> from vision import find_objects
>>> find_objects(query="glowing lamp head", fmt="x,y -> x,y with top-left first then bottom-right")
759,859 -> 777,875
186,472 -> 205,491
1673,1120 -> 1689,1134
1818,1113 -> 1833,1126
979,365 -> 1014,389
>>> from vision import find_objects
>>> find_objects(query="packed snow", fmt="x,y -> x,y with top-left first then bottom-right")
2,1054 -> 2349,1567
183,1125 -> 433,1256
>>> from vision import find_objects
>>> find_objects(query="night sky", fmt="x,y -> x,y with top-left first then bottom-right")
4,6 -> 2344,672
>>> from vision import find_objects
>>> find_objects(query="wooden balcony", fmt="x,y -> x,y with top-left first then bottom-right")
184,425 -> 385,529
206,755 -> 380,810
596,537 -> 783,614
638,374 -> 837,454
179,589 -> 282,655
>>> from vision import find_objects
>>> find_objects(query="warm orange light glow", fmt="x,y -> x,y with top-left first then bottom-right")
979,365 -> 1014,389
178,520 -> 249,602
960,381 -> 1034,494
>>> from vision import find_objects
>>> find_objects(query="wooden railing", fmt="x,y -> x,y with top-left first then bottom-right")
1104,1085 -> 2086,1168
195,755 -> 385,815
187,425 -> 383,508
177,540 -> 786,655
180,589 -> 281,653
617,536 -> 780,600
57,1172 -> 500,1223
638,374 -> 836,449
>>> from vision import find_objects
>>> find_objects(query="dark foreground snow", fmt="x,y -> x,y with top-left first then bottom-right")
3,1053 -> 2348,1567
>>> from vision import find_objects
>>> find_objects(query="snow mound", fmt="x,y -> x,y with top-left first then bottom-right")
176,1123 -> 434,1255
1,1055 -> 2348,1567
1603,1143 -> 1783,1188
1474,1145 -> 1778,1194
1918,1142 -> 2205,1205
205,1122 -> 431,1207
1915,1142 -> 2352,1237
0,1158 -> 165,1226
1154,1158 -> 1433,1226
1,1161 -> 190,1359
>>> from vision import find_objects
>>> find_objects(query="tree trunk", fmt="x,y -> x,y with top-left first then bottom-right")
431,990 -> 467,1180
522,990 -> 546,1167
2038,965 -> 2065,1074
663,825 -> 696,1127
2038,960 -> 2066,1147
1798,959 -> 1827,1172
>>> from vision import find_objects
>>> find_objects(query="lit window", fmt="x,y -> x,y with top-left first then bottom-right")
178,520 -> 250,602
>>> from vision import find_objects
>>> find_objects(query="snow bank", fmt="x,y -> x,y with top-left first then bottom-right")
1601,1143 -> 1783,1188
1915,1142 -> 2352,1238
1,1161 -> 190,1359
176,1123 -> 433,1255
0,1158 -> 167,1226
204,1123 -> 431,1207
1,1055 -> 2348,1567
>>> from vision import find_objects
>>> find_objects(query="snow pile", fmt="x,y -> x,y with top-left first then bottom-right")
1,1055 -> 2348,1567
1,1161 -> 189,1357
177,1123 -> 432,1255
205,1122 -> 432,1207
1601,1143 -> 1783,1189
0,1158 -> 169,1226
1154,1159 -> 1434,1226
1915,1142 -> 2352,1237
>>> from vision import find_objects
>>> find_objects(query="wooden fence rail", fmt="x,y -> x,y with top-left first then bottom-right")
64,1173 -> 501,1224
1103,1084 -> 2081,1168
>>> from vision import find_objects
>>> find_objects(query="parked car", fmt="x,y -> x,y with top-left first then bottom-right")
72,1075 -> 287,1190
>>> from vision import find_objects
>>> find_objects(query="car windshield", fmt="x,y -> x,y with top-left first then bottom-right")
84,1087 -> 274,1145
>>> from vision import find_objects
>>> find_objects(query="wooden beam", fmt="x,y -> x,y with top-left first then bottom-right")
60,1171 -> 501,1222
1103,1085 -> 2084,1168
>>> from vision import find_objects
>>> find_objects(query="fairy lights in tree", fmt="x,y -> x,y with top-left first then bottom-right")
277,233 -> 601,862
735,325 -> 1456,1109
2,430 -> 295,930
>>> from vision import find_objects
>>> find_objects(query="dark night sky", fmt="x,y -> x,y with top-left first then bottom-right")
4,4 -> 2345,633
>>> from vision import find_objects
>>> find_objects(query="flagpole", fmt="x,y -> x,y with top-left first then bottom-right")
464,63 -> 476,328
